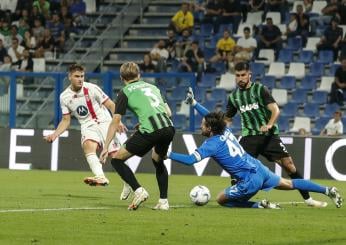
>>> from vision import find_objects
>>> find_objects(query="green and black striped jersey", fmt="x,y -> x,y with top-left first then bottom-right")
115,80 -> 173,134
226,82 -> 279,136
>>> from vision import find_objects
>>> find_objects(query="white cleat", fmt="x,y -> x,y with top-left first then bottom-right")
305,198 -> 328,208
259,199 -> 281,209
83,176 -> 109,186
328,187 -> 343,208
120,182 -> 132,200
128,187 -> 149,211
152,199 -> 169,211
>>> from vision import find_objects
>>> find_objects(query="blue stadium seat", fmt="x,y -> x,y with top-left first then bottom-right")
317,50 -> 334,64
281,102 -> 299,117
250,62 -> 265,79
173,114 -> 187,130
277,116 -> 290,133
211,62 -> 227,74
218,23 -> 233,35
297,50 -> 314,64
178,78 -> 192,87
302,103 -> 320,118
291,89 -> 308,104
328,63 -> 341,76
260,76 -> 276,89
277,49 -> 293,64
194,114 -> 204,129
323,103 -> 341,117
203,47 -> 216,60
163,77 -> 177,88
311,91 -> 328,104
312,117 -> 329,135
203,99 -> 218,111
200,23 -> 213,37
195,87 -> 208,102
200,73 -> 217,88
300,75 -> 317,90
286,37 -> 302,51
279,76 -> 296,90
170,87 -> 187,101
210,88 -> 227,103
308,62 -> 325,77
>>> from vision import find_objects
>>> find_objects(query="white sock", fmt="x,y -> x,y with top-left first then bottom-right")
86,153 -> 105,178
159,198 -> 168,203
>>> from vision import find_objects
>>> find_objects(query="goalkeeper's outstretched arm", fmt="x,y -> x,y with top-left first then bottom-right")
184,87 -> 210,117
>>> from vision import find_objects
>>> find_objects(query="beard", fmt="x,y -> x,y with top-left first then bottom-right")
237,79 -> 250,89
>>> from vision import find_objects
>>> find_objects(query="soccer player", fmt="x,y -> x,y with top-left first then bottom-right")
100,62 -> 175,211
224,61 -> 327,207
44,64 -> 131,200
167,110 -> 343,209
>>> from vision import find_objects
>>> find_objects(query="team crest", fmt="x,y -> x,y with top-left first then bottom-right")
76,105 -> 89,117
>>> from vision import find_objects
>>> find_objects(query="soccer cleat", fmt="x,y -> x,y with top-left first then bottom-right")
152,199 -> 169,211
128,187 -> 149,211
184,87 -> 195,105
83,176 -> 109,186
259,199 -> 281,209
120,182 -> 132,200
328,187 -> 343,208
304,198 -> 328,208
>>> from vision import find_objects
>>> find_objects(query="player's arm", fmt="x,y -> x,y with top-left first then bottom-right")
167,151 -> 199,165
225,95 -> 237,119
168,141 -> 213,165
261,86 -> 280,132
44,114 -> 71,142
104,99 -> 127,132
184,87 -> 210,116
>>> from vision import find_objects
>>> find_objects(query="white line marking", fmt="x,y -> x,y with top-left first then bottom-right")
0,207 -> 111,213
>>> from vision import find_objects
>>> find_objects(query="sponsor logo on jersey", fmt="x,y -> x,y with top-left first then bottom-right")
76,105 -> 89,117
239,102 -> 259,113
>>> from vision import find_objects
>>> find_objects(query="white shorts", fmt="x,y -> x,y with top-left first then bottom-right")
81,122 -> 120,154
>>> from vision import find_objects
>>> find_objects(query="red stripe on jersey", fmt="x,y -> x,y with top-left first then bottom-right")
83,87 -> 98,120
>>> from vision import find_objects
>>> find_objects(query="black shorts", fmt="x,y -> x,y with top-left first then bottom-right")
124,126 -> 175,157
239,135 -> 290,162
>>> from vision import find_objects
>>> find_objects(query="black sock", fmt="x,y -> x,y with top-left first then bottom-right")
111,158 -> 140,191
289,171 -> 311,200
152,159 -> 168,199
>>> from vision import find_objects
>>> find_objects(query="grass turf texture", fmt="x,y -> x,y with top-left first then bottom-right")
0,169 -> 345,245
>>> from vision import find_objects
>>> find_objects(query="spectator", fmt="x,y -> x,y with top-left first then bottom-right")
46,11 -> 65,52
303,0 -> 313,13
7,37 -> 24,63
30,5 -> 46,27
0,38 -> 7,63
180,40 -> 205,81
35,28 -> 55,58
216,0 -> 242,34
320,111 -> 344,136
330,56 -> 346,105
69,0 -> 86,26
0,19 -> 11,48
210,29 -> 236,66
250,0 -> 266,12
316,17 -> 343,61
169,2 -> 194,35
257,17 -> 282,59
295,4 -> 309,46
175,29 -> 193,58
337,0 -> 346,25
13,48 -> 33,72
139,53 -> 156,73
22,30 -> 37,52
234,26 -> 257,61
164,29 -> 177,59
150,39 -> 169,72
285,13 -> 298,38
10,25 -> 23,44
202,0 -> 222,33
0,55 -> 13,89
32,18 -> 45,42
33,0 -> 50,18
310,0 -> 338,36
298,128 -> 310,136
264,0 -> 287,22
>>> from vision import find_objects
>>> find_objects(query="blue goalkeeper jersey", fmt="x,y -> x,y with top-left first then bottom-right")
193,128 -> 260,180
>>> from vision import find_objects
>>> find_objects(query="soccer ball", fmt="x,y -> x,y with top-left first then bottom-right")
189,185 -> 211,206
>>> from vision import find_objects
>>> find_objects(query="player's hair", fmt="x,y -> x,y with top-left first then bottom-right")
204,112 -> 226,135
69,63 -> 85,74
234,61 -> 250,71
120,62 -> 140,82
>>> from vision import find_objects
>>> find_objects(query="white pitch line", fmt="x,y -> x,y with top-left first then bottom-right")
0,207 -> 111,213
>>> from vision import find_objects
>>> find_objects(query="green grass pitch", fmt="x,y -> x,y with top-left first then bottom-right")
0,169 -> 345,245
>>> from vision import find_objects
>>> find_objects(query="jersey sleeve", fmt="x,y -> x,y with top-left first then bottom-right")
114,90 -> 128,115
59,95 -> 70,115
225,95 -> 237,118
260,85 -> 276,105
195,139 -> 217,160
92,84 -> 109,104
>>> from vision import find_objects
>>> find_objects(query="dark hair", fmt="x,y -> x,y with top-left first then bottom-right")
204,112 -> 226,135
243,27 -> 250,32
69,63 -> 85,73
234,61 -> 250,71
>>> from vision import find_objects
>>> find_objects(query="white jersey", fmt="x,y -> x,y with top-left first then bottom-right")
324,119 -> 343,136
60,82 -> 112,130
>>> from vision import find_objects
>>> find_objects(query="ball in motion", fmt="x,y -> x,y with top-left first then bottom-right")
189,185 -> 211,206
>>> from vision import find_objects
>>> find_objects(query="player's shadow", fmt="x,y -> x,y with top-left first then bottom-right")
42,194 -> 103,200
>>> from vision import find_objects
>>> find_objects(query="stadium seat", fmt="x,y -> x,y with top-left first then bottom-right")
277,116 -> 290,133
203,47 -> 216,60
290,89 -> 308,104
265,12 -> 281,24
210,88 -> 227,103
244,11 -> 263,25
277,49 -> 293,64
271,88 -> 288,106
297,50 -> 314,64
33,58 -> 46,72
323,103 -> 341,117
286,37 -> 302,51
171,87 -> 187,102
177,101 -> 191,117
281,102 -> 299,117
218,23 -> 233,34
200,23 -> 213,37
267,62 -> 285,78
302,103 -> 320,118
317,50 -> 334,64
308,62 -> 324,77
310,1 -> 327,15
195,87 -> 208,102
290,116 -> 311,133
217,72 -> 236,91
311,91 -> 328,104
316,76 -> 334,92
203,99 -> 218,111
260,75 -> 276,89
85,0 -> 97,13
300,75 -> 317,90
286,62 -> 305,79
211,62 -> 227,74
304,37 -> 320,52
279,76 -> 296,90
173,114 -> 187,130
256,49 -> 275,65
200,73 -> 217,88
312,117 -> 329,135
163,77 -> 178,88
250,62 -> 266,79
328,63 -> 341,76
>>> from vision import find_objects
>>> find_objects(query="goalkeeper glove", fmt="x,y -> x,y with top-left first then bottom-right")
184,87 -> 196,105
